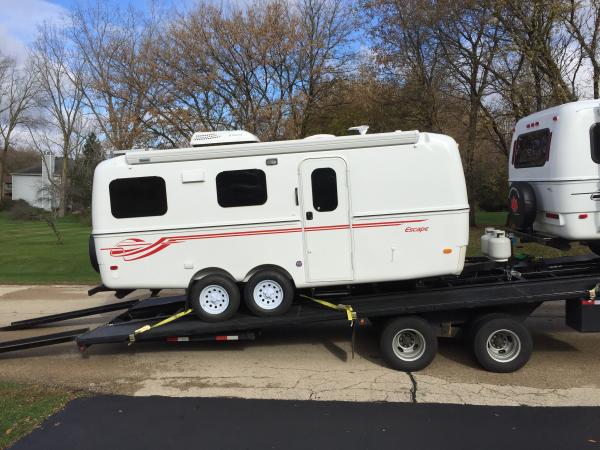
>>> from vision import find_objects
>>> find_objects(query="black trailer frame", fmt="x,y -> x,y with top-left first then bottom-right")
2,255 -> 600,371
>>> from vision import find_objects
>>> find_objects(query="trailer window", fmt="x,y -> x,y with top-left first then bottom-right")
109,176 -> 167,219
513,129 -> 551,168
216,169 -> 267,207
311,168 -> 338,212
591,123 -> 600,163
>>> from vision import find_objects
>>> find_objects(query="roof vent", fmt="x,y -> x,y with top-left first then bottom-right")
348,125 -> 369,135
190,130 -> 260,147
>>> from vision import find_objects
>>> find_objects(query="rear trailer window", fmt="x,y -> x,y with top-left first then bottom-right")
311,167 -> 338,212
216,169 -> 267,207
109,176 -> 167,219
591,123 -> 600,163
513,129 -> 551,168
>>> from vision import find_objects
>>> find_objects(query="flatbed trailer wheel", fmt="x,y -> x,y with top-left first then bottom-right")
472,317 -> 532,373
189,275 -> 240,322
244,270 -> 294,317
380,316 -> 438,372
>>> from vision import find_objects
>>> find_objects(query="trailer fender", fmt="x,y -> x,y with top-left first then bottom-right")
243,265 -> 295,286
188,267 -> 236,291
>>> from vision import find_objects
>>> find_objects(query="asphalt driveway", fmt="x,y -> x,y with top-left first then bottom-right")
10,396 -> 600,450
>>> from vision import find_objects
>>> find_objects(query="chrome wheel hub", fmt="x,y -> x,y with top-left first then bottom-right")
392,328 -> 426,362
486,329 -> 521,363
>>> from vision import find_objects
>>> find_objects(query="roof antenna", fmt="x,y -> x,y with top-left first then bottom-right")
348,125 -> 369,136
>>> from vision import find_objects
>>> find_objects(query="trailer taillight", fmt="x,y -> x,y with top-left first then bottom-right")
579,214 -> 588,219
110,265 -> 118,271
546,212 -> 559,219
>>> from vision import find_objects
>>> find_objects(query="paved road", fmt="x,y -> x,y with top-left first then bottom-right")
1,285 -> 600,406
10,396 -> 600,450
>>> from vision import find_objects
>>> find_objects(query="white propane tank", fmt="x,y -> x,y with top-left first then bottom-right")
488,230 -> 512,262
480,227 -> 496,256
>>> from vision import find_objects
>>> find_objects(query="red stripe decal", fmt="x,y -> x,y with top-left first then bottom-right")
102,219 -> 427,261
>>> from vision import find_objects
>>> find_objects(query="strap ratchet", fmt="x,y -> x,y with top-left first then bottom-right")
128,308 -> 193,344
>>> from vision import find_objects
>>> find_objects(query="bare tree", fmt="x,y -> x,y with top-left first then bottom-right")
30,23 -> 86,217
69,2 -> 152,149
162,0 -> 354,142
436,0 -> 502,224
494,0 -> 579,107
293,0 -> 356,137
0,53 -> 37,202
563,0 -> 600,98
364,0 -> 448,132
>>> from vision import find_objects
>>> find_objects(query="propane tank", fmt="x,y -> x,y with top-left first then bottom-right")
480,227 -> 496,256
488,230 -> 512,262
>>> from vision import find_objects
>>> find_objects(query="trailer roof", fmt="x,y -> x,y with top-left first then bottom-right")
125,130 -> 420,165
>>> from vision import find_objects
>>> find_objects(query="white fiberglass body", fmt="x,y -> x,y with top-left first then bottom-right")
509,100 -> 600,240
91,131 -> 469,290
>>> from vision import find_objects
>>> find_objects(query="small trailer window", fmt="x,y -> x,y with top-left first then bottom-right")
590,123 -> 600,163
311,168 -> 338,212
216,169 -> 267,207
109,176 -> 167,219
513,129 -> 551,168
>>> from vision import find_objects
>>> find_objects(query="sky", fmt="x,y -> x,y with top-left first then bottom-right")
0,0 -> 68,59
0,0 -> 182,61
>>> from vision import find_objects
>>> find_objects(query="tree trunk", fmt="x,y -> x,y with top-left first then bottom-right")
466,97 -> 480,228
0,147 -> 5,203
594,65 -> 600,100
58,150 -> 68,217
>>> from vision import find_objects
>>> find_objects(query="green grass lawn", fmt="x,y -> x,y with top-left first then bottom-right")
0,213 -> 99,285
0,381 -> 77,449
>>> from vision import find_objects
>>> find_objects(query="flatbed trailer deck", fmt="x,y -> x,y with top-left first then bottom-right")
2,255 -> 600,373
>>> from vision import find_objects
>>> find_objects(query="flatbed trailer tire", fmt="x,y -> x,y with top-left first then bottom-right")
472,317 -> 533,373
380,316 -> 438,372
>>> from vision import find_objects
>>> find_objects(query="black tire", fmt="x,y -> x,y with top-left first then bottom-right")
588,241 -> 600,256
380,316 -> 438,372
466,312 -> 509,342
472,317 -> 532,373
244,270 -> 294,317
508,182 -> 537,231
188,274 -> 240,322
89,235 -> 99,273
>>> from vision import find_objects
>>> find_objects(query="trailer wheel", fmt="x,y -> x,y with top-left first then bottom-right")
189,275 -> 240,322
244,270 -> 294,317
380,316 -> 437,372
472,317 -> 532,373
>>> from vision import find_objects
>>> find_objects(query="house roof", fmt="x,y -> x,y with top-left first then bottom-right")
11,158 -> 71,177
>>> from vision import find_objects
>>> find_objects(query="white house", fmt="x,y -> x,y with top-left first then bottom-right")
11,155 -> 66,210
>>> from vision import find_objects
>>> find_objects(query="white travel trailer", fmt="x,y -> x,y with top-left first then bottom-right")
90,130 -> 470,321
508,100 -> 600,252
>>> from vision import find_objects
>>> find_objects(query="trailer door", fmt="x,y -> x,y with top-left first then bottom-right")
299,157 -> 354,282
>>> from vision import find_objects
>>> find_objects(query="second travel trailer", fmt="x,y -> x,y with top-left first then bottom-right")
508,100 -> 600,253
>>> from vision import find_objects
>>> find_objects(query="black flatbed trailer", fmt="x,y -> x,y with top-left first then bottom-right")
2,254 -> 600,372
